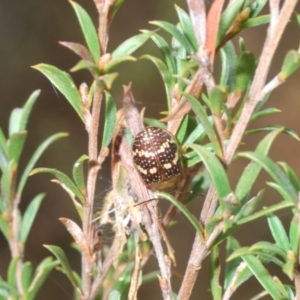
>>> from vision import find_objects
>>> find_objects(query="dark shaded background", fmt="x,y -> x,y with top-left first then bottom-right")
1,0 -> 300,299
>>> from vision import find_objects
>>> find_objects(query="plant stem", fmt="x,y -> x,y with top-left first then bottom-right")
83,84 -> 103,298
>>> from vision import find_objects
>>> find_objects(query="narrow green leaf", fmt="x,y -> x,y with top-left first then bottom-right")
20,194 -> 45,244
175,5 -> 198,51
102,91 -> 117,148
72,155 -> 88,197
250,241 -> 286,259
17,132 -> 68,197
9,108 -> 23,136
246,126 -> 299,140
296,13 -> 300,28
185,144 -> 231,209
267,214 -> 291,253
176,115 -> 189,144
209,86 -> 227,117
210,246 -> 222,300
33,64 -> 84,121
141,55 -> 173,111
155,191 -> 203,240
0,128 -> 7,155
44,245 -> 82,294
143,118 -> 166,129
218,0 -> 245,45
249,0 -> 268,17
278,162 -> 300,192
19,90 -> 40,132
241,15 -> 270,29
289,216 -> 300,255
242,255 -> 289,299
239,152 -> 298,203
224,237 -> 243,289
235,51 -> 256,93
220,42 -> 237,91
8,258 -> 19,286
105,55 -> 136,72
28,258 -> 60,300
30,168 -> 85,204
282,251 -> 296,280
236,129 -> 283,203
70,1 -> 100,62
251,108 -> 280,122
8,132 -> 27,167
236,201 -> 294,226
142,30 -> 177,75
108,291 -> 121,300
150,21 -> 194,54
112,32 -> 153,59
234,190 -> 264,222
0,214 -> 10,243
21,262 -> 33,292
280,50 -> 300,80
70,59 -> 98,73
0,130 -> 8,171
185,94 -> 221,156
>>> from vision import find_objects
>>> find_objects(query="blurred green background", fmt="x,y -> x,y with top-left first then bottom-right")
1,0 -> 300,299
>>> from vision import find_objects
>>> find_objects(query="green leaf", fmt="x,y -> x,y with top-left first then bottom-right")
70,1 -> 100,62
249,0 -> 268,17
30,168 -> 85,204
102,91 -> 117,148
155,191 -> 203,240
150,21 -> 194,54
141,55 -> 173,111
112,32 -> 153,59
236,129 -> 283,203
8,257 -> 18,286
176,115 -> 189,144
250,241 -> 286,259
8,132 -> 27,167
20,194 -> 45,244
242,255 -> 289,299
72,155 -> 88,197
246,126 -> 299,140
19,90 -> 40,132
236,201 -> 294,226
235,51 -> 256,93
105,55 -> 136,72
218,0 -> 245,45
33,64 -> 84,121
224,237 -> 245,290
251,108 -> 280,122
184,94 -> 221,156
220,42 -> 237,92
70,59 -> 98,73
241,15 -> 270,29
210,246 -> 222,300
278,162 -> 300,192
209,86 -> 228,117
239,152 -> 298,203
9,108 -> 23,137
234,190 -> 264,222
108,291 -> 121,300
44,245 -> 82,294
175,5 -> 198,51
185,144 -> 232,210
280,50 -> 300,80
282,251 -> 296,280
21,262 -> 33,293
0,216 -> 9,243
143,30 -> 177,75
17,133 -> 68,198
28,258 -> 60,300
267,214 -> 290,253
289,216 -> 300,255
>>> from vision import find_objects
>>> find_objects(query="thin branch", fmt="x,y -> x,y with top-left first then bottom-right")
225,0 -> 298,164
83,85 -> 103,297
